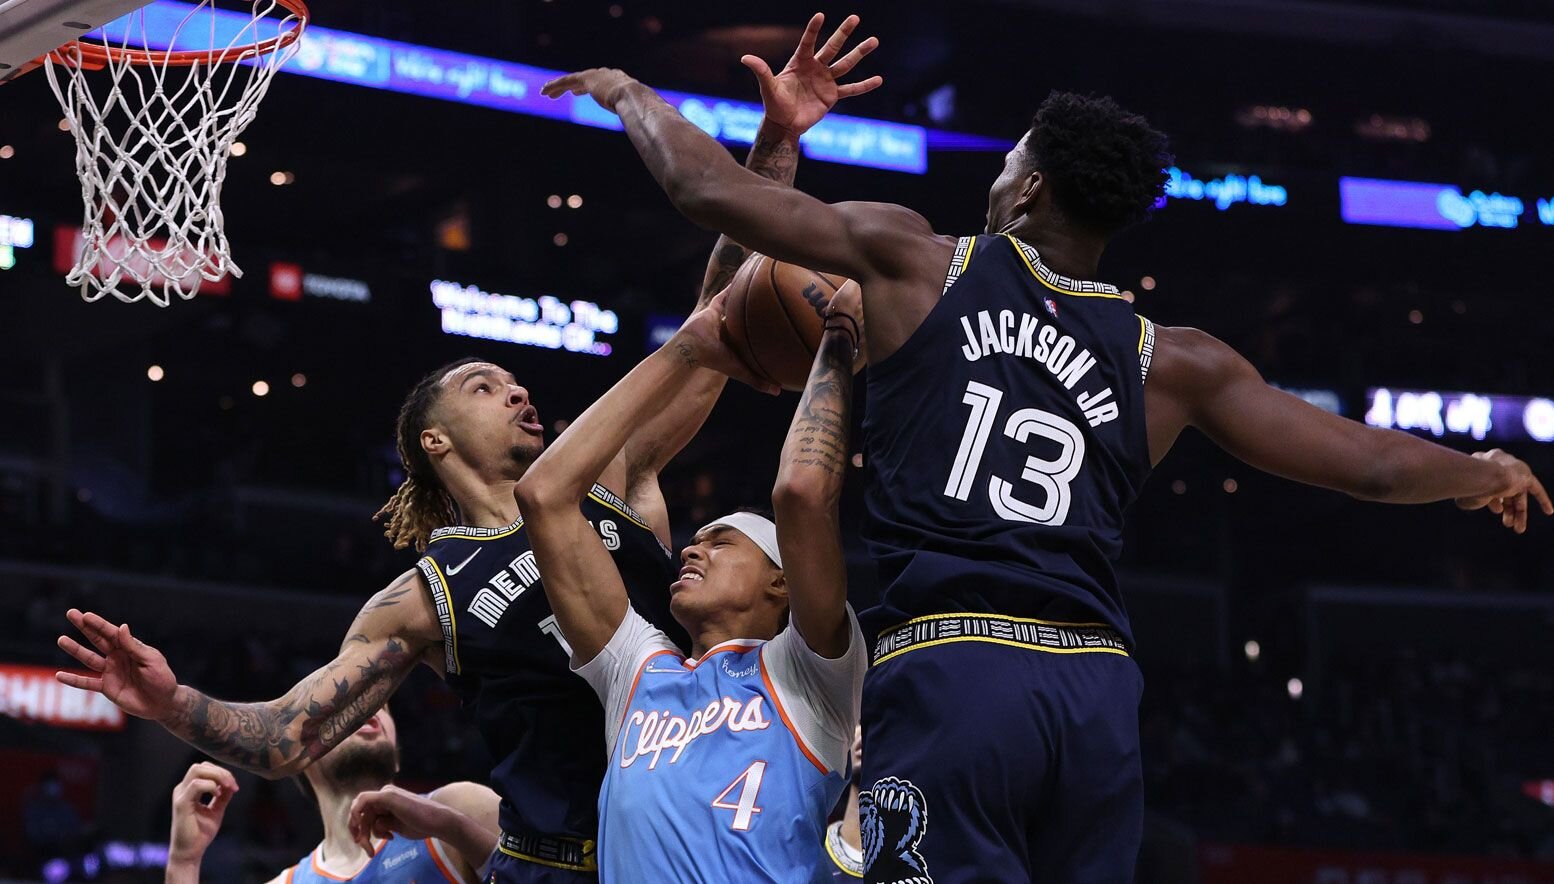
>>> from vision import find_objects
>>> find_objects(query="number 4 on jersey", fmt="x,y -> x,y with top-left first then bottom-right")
944,380 -> 1086,526
711,761 -> 767,831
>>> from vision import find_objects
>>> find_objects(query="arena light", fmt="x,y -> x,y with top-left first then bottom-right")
430,278 -> 617,356
1364,388 -> 1554,444
99,1 -> 931,174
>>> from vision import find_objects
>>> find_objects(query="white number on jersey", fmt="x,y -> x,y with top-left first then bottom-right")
711,760 -> 767,831
944,380 -> 1086,526
538,615 -> 573,657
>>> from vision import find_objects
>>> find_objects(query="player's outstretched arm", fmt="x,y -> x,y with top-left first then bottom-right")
540,21 -> 940,292
349,782 -> 499,879
516,295 -> 766,662
56,570 -> 439,778
1148,326 -> 1552,531
771,283 -> 861,658
619,14 -> 883,535
164,762 -> 239,884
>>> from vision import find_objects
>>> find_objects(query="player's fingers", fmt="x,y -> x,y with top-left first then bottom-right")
66,609 -> 114,652
189,762 -> 239,794
796,12 -> 824,57
540,74 -> 585,98
78,611 -> 124,649
815,14 -> 859,64
829,35 -> 878,77
837,75 -> 884,98
1488,497 -> 1503,514
55,670 -> 103,692
1529,476 -> 1553,516
739,55 -> 776,87
57,635 -> 107,671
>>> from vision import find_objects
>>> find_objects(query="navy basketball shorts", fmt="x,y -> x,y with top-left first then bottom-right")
858,618 -> 1144,884
486,838 -> 597,884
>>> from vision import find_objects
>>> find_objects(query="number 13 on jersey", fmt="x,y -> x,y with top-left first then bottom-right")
944,380 -> 1086,526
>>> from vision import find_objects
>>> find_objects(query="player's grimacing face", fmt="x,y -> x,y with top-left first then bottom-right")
670,528 -> 783,628
435,362 -> 545,467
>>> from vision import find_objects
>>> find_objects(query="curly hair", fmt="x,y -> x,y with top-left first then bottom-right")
373,358 -> 483,552
1023,90 -> 1174,236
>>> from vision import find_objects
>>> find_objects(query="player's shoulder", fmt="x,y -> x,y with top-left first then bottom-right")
1148,325 -> 1253,389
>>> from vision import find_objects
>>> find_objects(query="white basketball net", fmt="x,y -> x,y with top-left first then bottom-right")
43,1 -> 305,306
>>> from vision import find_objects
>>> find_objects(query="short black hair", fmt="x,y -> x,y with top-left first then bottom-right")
1023,90 -> 1173,237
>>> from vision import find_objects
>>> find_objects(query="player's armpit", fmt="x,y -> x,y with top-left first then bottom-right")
1147,326 -> 1516,505
158,570 -> 438,778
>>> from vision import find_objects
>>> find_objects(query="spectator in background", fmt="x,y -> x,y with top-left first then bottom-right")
23,771 -> 82,863
164,708 -> 497,884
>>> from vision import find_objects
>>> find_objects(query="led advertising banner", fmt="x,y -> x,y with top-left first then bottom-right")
430,279 -> 618,356
104,2 -> 928,174
1364,387 -> 1554,444
1340,177 -> 1551,231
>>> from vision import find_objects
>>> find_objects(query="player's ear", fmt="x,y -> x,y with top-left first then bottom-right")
766,569 -> 788,600
421,427 -> 450,459
1015,170 -> 1044,213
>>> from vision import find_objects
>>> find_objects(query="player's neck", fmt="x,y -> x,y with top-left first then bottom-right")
839,784 -> 861,849
1001,220 -> 1104,281
447,476 -> 522,528
312,782 -> 386,875
688,616 -> 778,659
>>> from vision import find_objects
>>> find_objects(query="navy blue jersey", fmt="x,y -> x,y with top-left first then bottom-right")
862,234 -> 1154,645
415,484 -> 685,843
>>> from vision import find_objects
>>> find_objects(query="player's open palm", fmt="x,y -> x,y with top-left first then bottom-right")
56,608 -> 178,719
743,12 -> 882,137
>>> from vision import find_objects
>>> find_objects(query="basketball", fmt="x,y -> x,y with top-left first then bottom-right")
720,254 -> 861,391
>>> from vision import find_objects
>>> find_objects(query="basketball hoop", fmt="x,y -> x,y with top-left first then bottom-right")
42,0 -> 308,305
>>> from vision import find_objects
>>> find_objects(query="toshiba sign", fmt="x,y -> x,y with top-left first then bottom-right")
269,261 -> 371,303
0,663 -> 125,731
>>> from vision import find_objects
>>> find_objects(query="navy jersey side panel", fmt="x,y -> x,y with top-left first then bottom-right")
861,235 -> 1152,644
418,484 -> 683,840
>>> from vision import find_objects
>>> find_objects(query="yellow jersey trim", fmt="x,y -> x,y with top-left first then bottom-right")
496,841 -> 598,872
585,491 -> 653,533
1000,233 -> 1126,300
1137,315 -> 1148,352
881,610 -> 1116,632
427,518 -> 525,544
874,635 -> 1130,666
423,557 -> 462,675
825,832 -> 865,878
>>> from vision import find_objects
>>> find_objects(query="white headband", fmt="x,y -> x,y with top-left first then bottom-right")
697,512 -> 783,569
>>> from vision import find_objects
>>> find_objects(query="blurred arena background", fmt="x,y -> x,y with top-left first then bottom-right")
2,0 -> 1553,880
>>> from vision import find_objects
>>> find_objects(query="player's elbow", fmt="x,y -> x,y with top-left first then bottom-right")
513,473 -> 576,517
666,173 -> 741,232
772,474 -> 839,521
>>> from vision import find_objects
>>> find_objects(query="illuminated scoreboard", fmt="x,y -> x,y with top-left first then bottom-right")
430,279 -> 618,357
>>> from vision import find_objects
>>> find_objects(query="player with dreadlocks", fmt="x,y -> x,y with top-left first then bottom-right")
55,15 -> 882,883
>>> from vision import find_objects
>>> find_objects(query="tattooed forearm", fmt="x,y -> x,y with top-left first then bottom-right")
698,122 -> 802,301
785,330 -> 855,479
161,637 -> 416,777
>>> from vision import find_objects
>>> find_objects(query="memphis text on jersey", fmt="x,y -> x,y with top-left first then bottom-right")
958,308 -> 1120,427
466,518 -> 624,629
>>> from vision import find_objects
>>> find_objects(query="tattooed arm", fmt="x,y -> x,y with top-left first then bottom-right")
617,14 -> 880,537
615,127 -> 798,543
771,283 -> 861,658
57,569 -> 441,777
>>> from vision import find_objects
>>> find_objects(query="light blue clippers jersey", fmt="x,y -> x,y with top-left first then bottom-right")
283,835 -> 461,883
595,638 -> 851,883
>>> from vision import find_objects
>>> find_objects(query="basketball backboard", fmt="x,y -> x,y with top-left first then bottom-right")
0,0 -> 150,82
